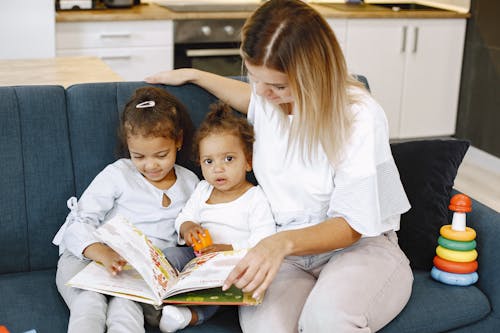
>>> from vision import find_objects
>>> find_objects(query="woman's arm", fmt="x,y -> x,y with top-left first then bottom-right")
223,216 -> 361,299
145,68 -> 251,114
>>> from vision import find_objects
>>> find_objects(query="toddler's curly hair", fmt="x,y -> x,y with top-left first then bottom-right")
193,102 -> 254,164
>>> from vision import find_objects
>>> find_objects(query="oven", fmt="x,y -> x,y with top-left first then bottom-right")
174,19 -> 245,77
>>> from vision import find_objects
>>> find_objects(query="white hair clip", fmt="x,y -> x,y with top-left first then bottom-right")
136,101 -> 155,109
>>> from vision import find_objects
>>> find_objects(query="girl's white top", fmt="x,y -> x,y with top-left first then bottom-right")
248,88 -> 410,236
52,159 -> 199,259
175,180 -> 276,250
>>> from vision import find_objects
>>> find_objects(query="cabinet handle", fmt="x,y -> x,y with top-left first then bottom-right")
99,33 -> 131,39
101,55 -> 132,60
413,27 -> 419,53
401,26 -> 408,53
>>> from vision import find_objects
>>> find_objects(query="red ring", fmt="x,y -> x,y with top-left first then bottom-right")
433,256 -> 478,274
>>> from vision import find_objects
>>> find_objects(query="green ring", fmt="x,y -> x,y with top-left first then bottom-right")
438,236 -> 476,251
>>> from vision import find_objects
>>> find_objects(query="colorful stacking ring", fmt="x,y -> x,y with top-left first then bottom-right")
440,225 -> 476,242
436,246 -> 478,262
438,236 -> 476,251
433,256 -> 478,274
431,267 -> 478,286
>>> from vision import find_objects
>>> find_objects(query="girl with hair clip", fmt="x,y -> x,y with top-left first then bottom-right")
146,0 -> 413,332
156,102 -> 276,332
52,86 -> 199,333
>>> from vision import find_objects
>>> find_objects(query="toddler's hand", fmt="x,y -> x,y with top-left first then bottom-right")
180,222 -> 206,247
83,242 -> 126,276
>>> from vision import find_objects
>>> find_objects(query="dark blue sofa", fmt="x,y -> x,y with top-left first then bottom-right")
1,82 -> 499,333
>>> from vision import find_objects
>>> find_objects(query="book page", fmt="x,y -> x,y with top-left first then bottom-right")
94,216 -> 178,302
67,261 -> 159,305
165,249 -> 247,297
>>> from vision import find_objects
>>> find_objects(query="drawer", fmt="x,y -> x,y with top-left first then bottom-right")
57,46 -> 173,81
56,20 -> 173,49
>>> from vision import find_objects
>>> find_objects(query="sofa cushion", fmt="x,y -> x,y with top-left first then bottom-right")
0,86 -> 74,273
0,269 -> 69,333
380,271 -> 490,333
391,139 -> 470,270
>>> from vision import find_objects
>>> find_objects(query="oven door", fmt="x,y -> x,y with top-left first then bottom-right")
174,42 -> 243,77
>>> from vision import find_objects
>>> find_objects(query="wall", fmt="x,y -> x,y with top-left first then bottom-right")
455,0 -> 500,158
0,0 -> 55,59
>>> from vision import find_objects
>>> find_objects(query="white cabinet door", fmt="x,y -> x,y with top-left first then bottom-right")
400,19 -> 466,138
56,20 -> 174,81
345,18 -> 466,139
57,47 -> 173,81
345,19 -> 407,137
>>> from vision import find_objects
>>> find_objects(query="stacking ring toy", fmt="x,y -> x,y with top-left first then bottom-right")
436,246 -> 478,262
431,267 -> 478,286
437,236 -> 476,251
440,225 -> 476,241
433,256 -> 478,274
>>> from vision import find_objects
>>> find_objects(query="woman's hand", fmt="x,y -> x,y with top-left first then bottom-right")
144,68 -> 198,86
223,234 -> 288,300
83,242 -> 126,276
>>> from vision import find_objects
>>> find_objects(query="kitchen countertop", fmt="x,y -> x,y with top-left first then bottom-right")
55,2 -> 469,22
0,57 -> 123,87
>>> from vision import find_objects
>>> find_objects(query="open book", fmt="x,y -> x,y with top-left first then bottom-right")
67,216 -> 260,306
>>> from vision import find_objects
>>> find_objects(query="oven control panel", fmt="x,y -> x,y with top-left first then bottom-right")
175,19 -> 244,44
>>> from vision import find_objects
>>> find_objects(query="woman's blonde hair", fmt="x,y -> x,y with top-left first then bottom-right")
241,0 -> 365,165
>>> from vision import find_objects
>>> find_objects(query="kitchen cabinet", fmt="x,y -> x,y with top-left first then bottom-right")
344,18 -> 466,138
56,20 -> 174,81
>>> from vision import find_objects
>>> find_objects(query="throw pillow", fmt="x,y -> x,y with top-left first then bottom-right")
391,139 -> 470,270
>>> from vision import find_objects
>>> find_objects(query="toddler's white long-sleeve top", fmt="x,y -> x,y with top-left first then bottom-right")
175,180 -> 276,250
52,159 -> 199,259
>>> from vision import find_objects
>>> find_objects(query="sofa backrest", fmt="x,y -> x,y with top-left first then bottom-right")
0,86 -> 75,273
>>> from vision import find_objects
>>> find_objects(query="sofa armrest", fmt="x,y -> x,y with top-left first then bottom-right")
461,192 -> 500,319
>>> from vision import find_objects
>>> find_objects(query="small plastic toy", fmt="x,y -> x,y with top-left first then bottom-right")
191,229 -> 213,255
431,194 -> 479,286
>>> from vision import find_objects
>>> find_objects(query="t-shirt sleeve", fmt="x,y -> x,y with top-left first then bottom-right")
327,98 -> 410,236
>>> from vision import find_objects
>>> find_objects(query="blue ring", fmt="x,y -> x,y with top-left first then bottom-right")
431,267 -> 478,286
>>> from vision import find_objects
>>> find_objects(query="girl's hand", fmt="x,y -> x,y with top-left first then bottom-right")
223,235 -> 287,300
180,221 -> 206,247
83,242 -> 126,276
144,68 -> 198,86
199,243 -> 233,254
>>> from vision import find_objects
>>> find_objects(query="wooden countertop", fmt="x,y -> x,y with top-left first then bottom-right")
0,56 -> 123,87
55,2 -> 469,22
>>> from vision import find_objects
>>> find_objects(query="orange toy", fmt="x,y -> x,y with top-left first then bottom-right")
192,229 -> 213,253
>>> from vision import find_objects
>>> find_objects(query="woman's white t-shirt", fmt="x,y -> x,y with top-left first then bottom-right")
247,88 -> 410,236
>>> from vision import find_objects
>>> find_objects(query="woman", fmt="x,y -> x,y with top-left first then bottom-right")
146,1 -> 413,332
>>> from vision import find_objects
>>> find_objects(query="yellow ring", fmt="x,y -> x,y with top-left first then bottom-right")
436,246 -> 478,262
440,225 -> 476,241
